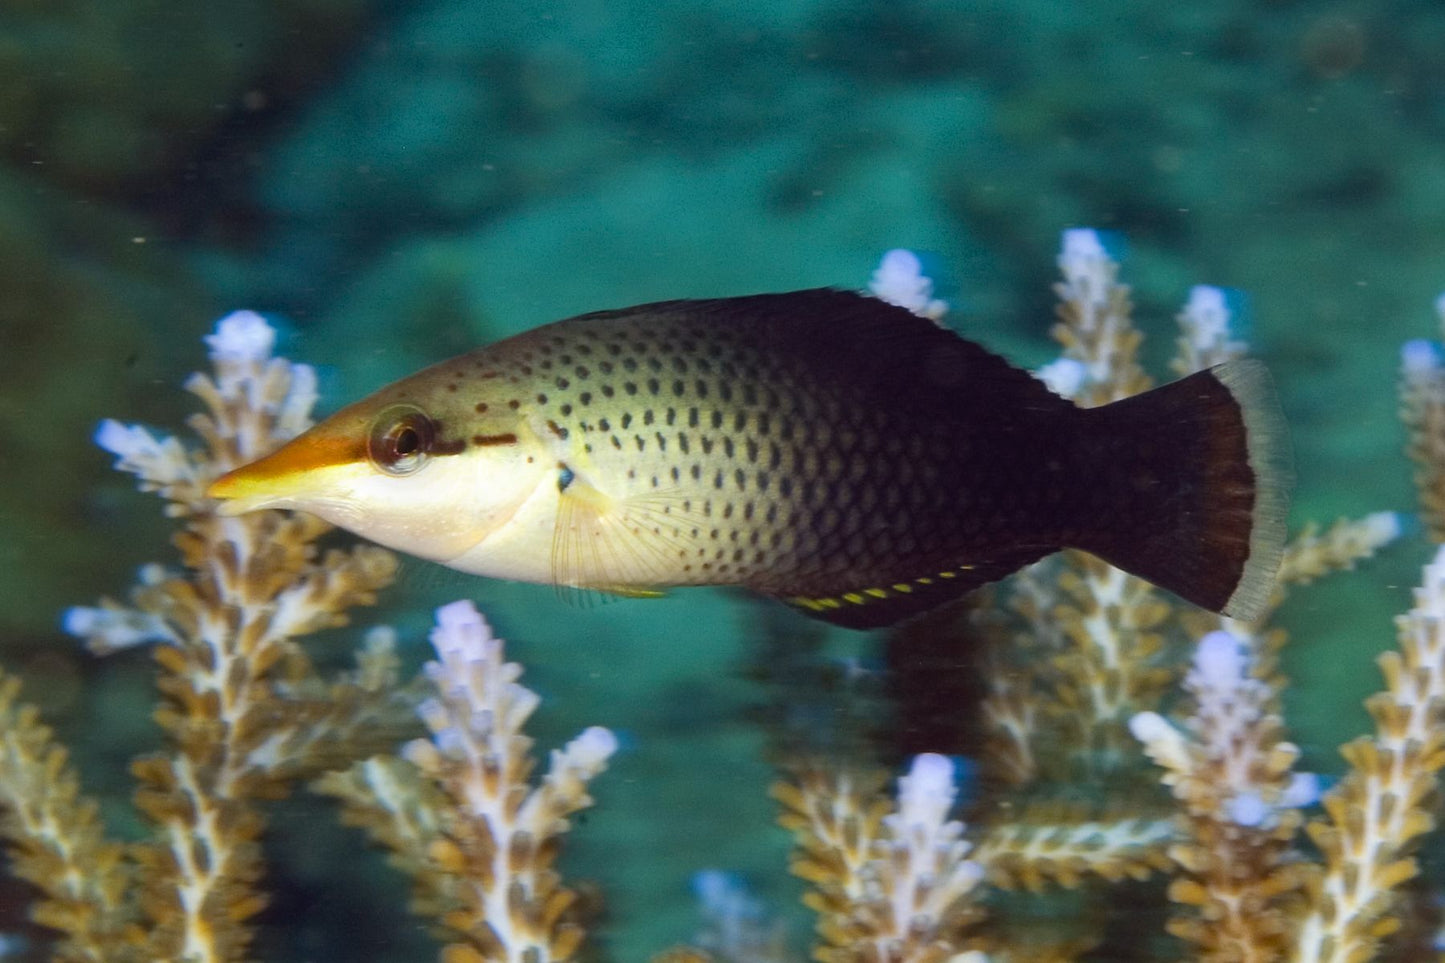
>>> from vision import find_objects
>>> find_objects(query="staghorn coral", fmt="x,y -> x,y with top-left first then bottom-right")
971,802 -> 1175,893
1402,307 -> 1445,542
65,313 -> 412,962
2,311 -> 417,962
1130,632 -> 1312,962
2,310 -> 616,963
1127,531 -> 1445,963
1289,545 -> 1445,963
0,672 -> 130,963
315,599 -> 617,963
4,233 -> 1444,963
771,755 -> 985,963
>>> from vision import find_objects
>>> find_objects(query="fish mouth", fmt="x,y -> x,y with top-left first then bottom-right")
206,431 -> 363,515
207,461 -> 305,515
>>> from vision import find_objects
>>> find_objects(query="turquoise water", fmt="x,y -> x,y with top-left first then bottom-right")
1,2 -> 1440,960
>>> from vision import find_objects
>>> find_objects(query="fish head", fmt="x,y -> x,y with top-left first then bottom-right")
205,353 -> 552,566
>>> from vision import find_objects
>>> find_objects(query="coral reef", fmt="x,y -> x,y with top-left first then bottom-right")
2,232 -> 1442,963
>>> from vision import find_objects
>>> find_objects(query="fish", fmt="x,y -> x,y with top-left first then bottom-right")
206,289 -> 1290,630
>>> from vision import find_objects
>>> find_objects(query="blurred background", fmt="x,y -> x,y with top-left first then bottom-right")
1,1 -> 1441,959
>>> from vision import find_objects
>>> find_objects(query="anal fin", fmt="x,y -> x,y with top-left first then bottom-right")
775,549 -> 1051,630
593,584 -> 668,600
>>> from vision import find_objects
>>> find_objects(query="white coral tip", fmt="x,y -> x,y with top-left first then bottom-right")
1186,284 -> 1228,317
1363,511 -> 1403,543
431,599 -> 493,658
205,311 -> 276,364
1192,630 -> 1248,689
896,752 -> 957,830
1182,285 -> 1232,342
62,605 -> 172,651
276,362 -> 319,438
566,726 -> 620,769
1281,771 -> 1322,808
1036,357 -> 1087,398
94,419 -> 157,460
1402,339 -> 1441,375
1227,790 -> 1270,827
869,248 -> 948,320
60,607 -> 99,638
1061,227 -> 1107,264
1129,711 -> 1190,771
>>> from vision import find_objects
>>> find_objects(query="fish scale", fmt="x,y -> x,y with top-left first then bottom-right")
208,288 -> 1290,630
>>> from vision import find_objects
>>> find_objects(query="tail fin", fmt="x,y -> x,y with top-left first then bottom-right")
1079,360 -> 1291,621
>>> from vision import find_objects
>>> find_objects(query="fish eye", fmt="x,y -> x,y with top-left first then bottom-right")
368,405 -> 435,476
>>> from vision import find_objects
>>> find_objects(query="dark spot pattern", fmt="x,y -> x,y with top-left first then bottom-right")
469,295 -> 1087,625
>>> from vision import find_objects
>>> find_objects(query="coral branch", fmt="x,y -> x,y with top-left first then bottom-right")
1050,228 -> 1151,406
1172,285 -> 1249,377
55,310 -> 408,962
1277,513 -> 1401,590
1401,309 -> 1445,540
868,249 -> 948,322
320,600 -> 616,963
974,805 -> 1175,892
1291,545 -> 1445,963
1028,554 -> 1173,774
775,755 -> 984,963
1131,631 -> 1313,962
0,673 -> 135,963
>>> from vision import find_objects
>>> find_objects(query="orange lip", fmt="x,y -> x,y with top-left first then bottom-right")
206,429 -> 363,503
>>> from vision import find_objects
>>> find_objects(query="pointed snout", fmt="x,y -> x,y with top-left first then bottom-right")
206,428 -> 365,513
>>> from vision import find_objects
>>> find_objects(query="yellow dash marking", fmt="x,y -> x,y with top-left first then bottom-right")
843,592 -> 864,605
938,571 -> 957,579
892,583 -> 912,594
917,577 -> 934,585
820,597 -> 841,609
866,587 -> 888,598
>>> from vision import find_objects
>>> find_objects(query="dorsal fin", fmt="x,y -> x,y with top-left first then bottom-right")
567,289 -> 1065,421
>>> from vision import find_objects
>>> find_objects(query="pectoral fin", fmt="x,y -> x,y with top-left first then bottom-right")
550,468 -> 703,603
